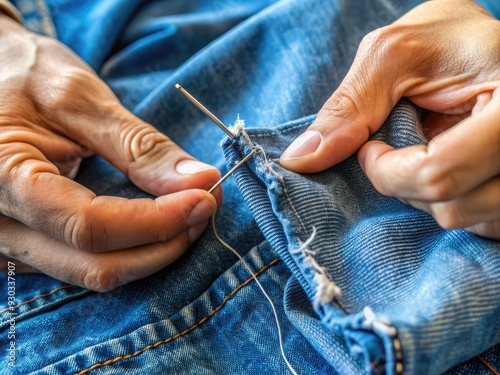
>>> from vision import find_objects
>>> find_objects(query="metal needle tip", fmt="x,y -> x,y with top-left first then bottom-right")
175,83 -> 235,139
208,149 -> 257,194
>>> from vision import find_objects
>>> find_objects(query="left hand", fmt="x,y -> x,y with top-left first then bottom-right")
0,14 -> 222,291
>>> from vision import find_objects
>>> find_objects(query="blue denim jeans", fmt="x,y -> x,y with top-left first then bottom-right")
2,0 -> 500,374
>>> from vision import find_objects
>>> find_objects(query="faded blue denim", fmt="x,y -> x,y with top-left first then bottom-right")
1,0 -> 499,374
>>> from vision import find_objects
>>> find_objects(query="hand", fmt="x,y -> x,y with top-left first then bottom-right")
0,14 -> 222,291
280,0 -> 500,240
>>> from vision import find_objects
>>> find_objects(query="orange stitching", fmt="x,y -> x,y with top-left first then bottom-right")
75,258 -> 281,375
0,285 -> 74,315
478,355 -> 500,375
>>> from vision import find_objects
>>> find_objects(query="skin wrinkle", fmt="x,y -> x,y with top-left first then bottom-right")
153,200 -> 166,243
132,136 -> 172,170
61,192 -> 101,252
416,151 -> 461,202
430,201 -> 467,230
87,197 -> 117,252
88,197 -> 100,252
81,260 -> 120,293
119,121 -> 144,164
63,211 -> 80,251
9,160 -> 59,216
0,126 -> 81,163
318,91 -> 358,126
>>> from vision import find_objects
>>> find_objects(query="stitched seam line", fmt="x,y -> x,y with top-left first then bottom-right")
260,141 -> 406,374
234,129 -> 405,374
0,285 -> 73,315
75,258 -> 281,375
478,355 -> 500,375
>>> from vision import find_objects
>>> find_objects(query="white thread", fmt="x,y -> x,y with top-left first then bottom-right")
228,122 -> 340,311
290,227 -> 342,310
313,274 -> 342,308
363,307 -> 398,337
212,213 -> 299,375
290,227 -> 317,255
222,119 -> 403,374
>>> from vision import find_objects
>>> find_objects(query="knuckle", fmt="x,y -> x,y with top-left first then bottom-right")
469,221 -> 500,241
122,125 -> 170,162
416,164 -> 457,202
81,264 -> 121,293
318,26 -> 407,131
38,67 -> 117,119
41,68 -> 96,109
321,87 -> 362,122
359,25 -> 400,57
358,25 -> 414,83
63,206 -> 107,252
431,202 -> 466,230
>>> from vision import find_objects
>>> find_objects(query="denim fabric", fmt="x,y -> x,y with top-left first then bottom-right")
1,0 -> 500,374
221,103 -> 500,374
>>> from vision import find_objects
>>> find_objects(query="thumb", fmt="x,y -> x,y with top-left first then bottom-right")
280,29 -> 404,173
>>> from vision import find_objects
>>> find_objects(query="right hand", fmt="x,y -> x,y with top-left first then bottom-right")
0,13 -> 222,291
280,0 -> 500,240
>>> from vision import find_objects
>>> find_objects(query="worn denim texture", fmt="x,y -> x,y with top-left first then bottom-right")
1,0 -> 499,374
222,104 -> 500,374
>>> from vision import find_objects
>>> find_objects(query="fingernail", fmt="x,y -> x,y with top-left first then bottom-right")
189,222 -> 209,243
188,199 -> 216,227
176,160 -> 217,175
281,130 -> 322,160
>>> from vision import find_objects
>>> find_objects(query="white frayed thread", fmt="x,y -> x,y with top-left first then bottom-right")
363,307 -> 397,337
212,213 -> 299,375
291,227 -> 342,310
231,122 -> 310,233
312,274 -> 342,309
225,118 -> 404,374
229,121 -> 341,310
230,115 -> 255,147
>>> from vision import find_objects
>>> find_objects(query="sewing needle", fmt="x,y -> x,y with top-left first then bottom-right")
208,149 -> 257,193
175,84 -> 235,139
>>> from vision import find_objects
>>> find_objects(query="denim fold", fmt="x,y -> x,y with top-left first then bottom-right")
1,0 -> 499,373
221,101 -> 500,374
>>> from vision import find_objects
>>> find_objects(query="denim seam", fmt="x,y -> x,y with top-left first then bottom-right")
246,121 -> 315,139
237,119 -> 315,141
0,284 -> 74,315
74,258 -> 281,375
478,355 -> 500,375
230,120 -> 309,234
229,122 -> 405,375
